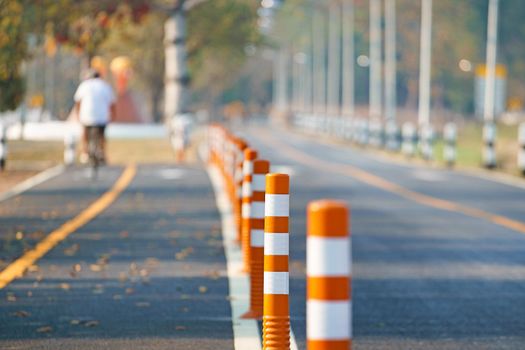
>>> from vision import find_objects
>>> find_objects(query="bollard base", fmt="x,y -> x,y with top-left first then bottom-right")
240,309 -> 262,320
263,315 -> 290,350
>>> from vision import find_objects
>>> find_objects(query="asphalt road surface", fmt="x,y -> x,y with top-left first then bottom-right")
239,123 -> 525,350
1,123 -> 525,350
0,164 -> 233,350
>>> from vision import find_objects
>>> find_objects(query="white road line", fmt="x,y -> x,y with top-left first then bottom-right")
0,164 -> 65,203
208,165 -> 298,350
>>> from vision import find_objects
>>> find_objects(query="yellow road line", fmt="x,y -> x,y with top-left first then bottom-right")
260,130 -> 525,235
0,164 -> 137,289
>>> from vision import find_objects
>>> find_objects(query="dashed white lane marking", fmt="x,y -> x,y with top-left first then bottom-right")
158,168 -> 186,180
208,165 -> 298,350
0,164 -> 65,203
411,169 -> 446,182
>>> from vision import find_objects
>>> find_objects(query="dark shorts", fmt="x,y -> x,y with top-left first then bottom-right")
84,125 -> 106,137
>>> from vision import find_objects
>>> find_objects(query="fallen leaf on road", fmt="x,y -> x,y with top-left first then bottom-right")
11,310 -> 30,318
60,283 -> 71,291
84,320 -> 99,328
15,231 -> 24,240
28,265 -> 39,273
145,258 -> 160,267
199,286 -> 208,294
64,244 -> 79,256
90,264 -> 102,272
6,294 -> 16,302
125,288 -> 134,295
36,326 -> 53,333
118,272 -> 128,283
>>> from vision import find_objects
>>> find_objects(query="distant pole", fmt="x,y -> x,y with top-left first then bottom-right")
342,0 -> 355,117
384,0 -> 396,124
418,0 -> 432,127
327,0 -> 341,116
483,0 -> 499,168
313,7 -> 327,115
369,0 -> 382,120
164,2 -> 190,120
278,47 -> 289,113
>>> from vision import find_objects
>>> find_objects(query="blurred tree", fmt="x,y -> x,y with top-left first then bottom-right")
187,0 -> 261,111
0,0 -> 26,111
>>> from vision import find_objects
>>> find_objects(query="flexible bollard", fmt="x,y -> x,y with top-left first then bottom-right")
519,123 -> 525,175
402,122 -> 416,157
64,133 -> 76,165
385,120 -> 399,151
307,200 -> 351,350
443,122 -> 457,167
482,121 -> 497,169
263,173 -> 290,350
242,159 -> 270,319
235,139 -> 248,242
0,125 -> 6,172
241,148 -> 258,272
420,123 -> 434,160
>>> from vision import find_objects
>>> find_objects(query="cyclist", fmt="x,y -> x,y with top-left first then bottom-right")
74,69 -> 116,164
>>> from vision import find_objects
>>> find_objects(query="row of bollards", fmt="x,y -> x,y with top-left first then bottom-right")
294,114 -> 453,164
294,114 -> 525,174
208,124 -> 352,349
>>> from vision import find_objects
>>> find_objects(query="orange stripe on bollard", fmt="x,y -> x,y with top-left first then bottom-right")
241,159 -> 269,319
307,200 -> 351,350
263,173 -> 290,350
241,148 -> 258,272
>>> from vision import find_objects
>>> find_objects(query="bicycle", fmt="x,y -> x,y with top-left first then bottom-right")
86,126 -> 105,179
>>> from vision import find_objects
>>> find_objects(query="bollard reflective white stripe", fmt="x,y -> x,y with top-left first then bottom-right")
483,122 -> 497,168
242,203 -> 251,219
252,174 -> 266,192
265,194 -> 290,217
251,229 -> 264,247
264,233 -> 289,255
443,122 -> 457,166
251,202 -> 265,219
307,237 -> 351,276
243,160 -> 254,176
263,272 -> 289,294
307,300 -> 351,340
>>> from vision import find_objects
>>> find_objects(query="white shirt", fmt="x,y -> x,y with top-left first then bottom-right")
74,78 -> 116,126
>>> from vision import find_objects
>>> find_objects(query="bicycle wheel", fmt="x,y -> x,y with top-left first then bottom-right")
88,127 -> 100,179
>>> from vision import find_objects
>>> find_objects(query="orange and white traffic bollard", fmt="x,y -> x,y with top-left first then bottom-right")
307,200 -> 351,350
263,173 -> 290,350
234,138 -> 248,242
241,148 -> 258,272
241,159 -> 270,319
